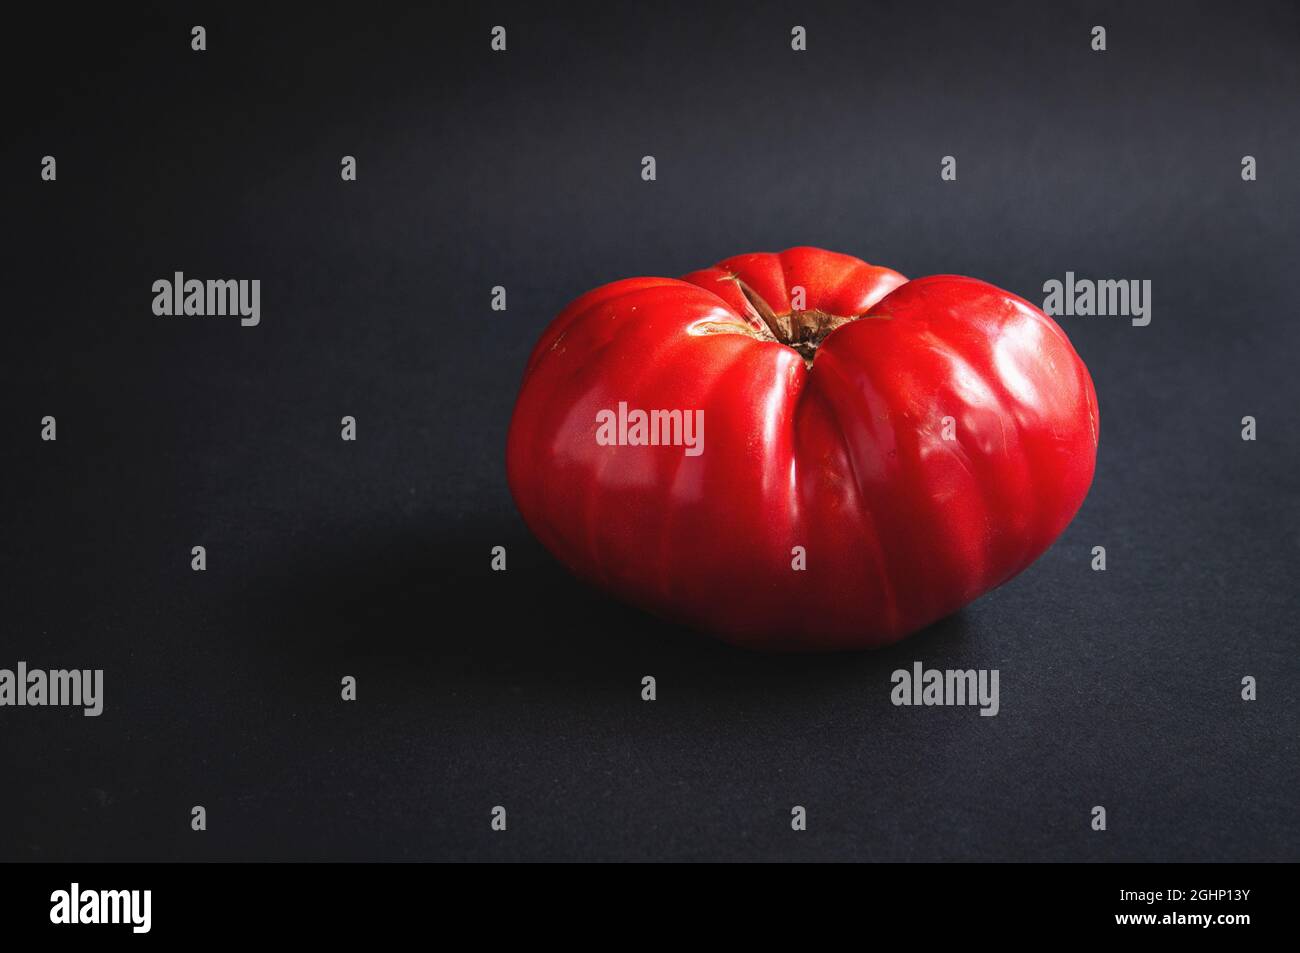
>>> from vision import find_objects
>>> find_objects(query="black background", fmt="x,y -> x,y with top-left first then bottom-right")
2,1 -> 1297,862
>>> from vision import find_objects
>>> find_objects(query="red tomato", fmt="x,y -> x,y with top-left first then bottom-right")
507,247 -> 1098,651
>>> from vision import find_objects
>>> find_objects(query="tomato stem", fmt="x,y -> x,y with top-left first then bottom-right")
734,277 -> 858,367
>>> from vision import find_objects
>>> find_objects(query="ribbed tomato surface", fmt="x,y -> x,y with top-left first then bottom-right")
507,247 -> 1098,651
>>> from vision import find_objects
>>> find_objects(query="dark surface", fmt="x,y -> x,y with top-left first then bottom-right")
2,1 -> 1297,861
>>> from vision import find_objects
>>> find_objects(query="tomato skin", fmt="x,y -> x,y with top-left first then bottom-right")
507,247 -> 1098,651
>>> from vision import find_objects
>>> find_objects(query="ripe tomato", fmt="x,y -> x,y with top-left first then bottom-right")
507,247 -> 1098,651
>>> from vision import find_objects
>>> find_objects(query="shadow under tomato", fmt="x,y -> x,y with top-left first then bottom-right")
227,513 -> 978,705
